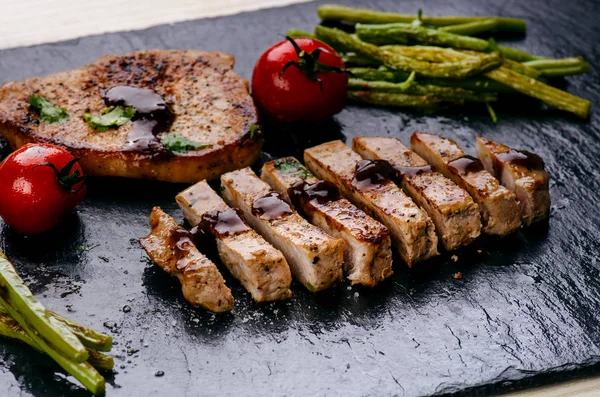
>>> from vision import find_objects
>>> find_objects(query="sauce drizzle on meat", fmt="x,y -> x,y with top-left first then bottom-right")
200,208 -> 250,238
252,192 -> 293,221
352,159 -> 395,190
172,228 -> 195,269
289,180 -> 342,207
496,149 -> 545,171
448,155 -> 485,175
103,85 -> 174,152
394,164 -> 433,180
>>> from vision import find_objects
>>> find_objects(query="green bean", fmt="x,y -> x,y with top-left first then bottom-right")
315,26 -> 501,78
355,23 -> 544,61
484,67 -> 590,118
317,5 -> 527,32
0,252 -> 87,362
349,79 -> 498,102
349,91 -> 449,107
438,19 -> 500,35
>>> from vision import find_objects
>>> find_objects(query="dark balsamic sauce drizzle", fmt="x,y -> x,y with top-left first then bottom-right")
252,192 -> 293,221
289,180 -> 342,208
352,159 -> 395,190
200,208 -> 250,238
394,164 -> 433,180
173,228 -> 195,270
448,155 -> 485,175
496,149 -> 545,171
103,86 -> 174,153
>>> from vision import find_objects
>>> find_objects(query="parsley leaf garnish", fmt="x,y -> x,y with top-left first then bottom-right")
83,106 -> 136,131
274,157 -> 314,179
249,123 -> 260,140
28,95 -> 69,124
162,133 -> 209,154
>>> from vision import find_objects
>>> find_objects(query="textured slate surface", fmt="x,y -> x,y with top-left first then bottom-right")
0,0 -> 599,396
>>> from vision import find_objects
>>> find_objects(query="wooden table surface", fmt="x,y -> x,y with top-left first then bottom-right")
0,1 -> 597,396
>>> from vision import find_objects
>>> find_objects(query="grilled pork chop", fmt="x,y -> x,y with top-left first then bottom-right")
140,207 -> 234,312
304,140 -> 439,267
476,137 -> 550,226
261,157 -> 393,287
221,167 -> 344,292
176,181 -> 293,302
411,132 -> 521,236
0,50 -> 261,183
353,136 -> 481,251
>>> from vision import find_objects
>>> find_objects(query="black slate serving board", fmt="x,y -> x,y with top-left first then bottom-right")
1,0 -> 599,396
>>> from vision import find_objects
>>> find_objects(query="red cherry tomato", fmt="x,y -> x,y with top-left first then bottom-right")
251,37 -> 348,123
0,143 -> 86,234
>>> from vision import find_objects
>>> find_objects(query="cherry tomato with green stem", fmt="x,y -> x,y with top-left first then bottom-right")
252,36 -> 349,123
0,143 -> 86,234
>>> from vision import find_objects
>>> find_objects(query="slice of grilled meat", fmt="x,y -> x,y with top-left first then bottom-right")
353,136 -> 481,251
0,50 -> 261,183
140,207 -> 234,312
221,167 -> 344,292
176,181 -> 293,302
411,132 -> 521,236
261,157 -> 393,287
476,137 -> 550,226
304,140 -> 438,267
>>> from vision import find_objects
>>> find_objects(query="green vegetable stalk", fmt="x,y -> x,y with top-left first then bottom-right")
315,26 -> 501,78
438,19 -> 500,35
0,252 -> 88,362
484,67 -> 590,118
317,4 -> 527,32
349,91 -> 450,107
348,78 -> 498,102
0,297 -> 106,394
355,22 -> 544,61
0,251 -> 109,394
0,308 -> 114,372
523,57 -> 591,77
348,67 -> 514,93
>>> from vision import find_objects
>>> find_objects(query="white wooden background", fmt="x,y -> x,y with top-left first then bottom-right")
0,1 -> 597,395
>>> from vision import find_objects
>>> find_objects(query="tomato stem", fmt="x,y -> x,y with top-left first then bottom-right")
279,36 -> 352,91
33,158 -> 86,194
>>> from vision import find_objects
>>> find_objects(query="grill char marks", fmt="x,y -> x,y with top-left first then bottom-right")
261,157 -> 393,287
0,50 -> 262,183
411,132 -> 521,236
304,140 -> 438,267
476,136 -> 550,226
221,167 -> 344,292
140,207 -> 234,312
176,180 -> 293,303
353,136 -> 482,251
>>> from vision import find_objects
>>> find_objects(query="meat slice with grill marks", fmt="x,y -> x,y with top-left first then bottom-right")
411,132 -> 521,236
476,136 -> 550,226
176,180 -> 292,302
352,136 -> 481,251
140,207 -> 234,312
0,50 -> 261,183
261,157 -> 393,287
304,140 -> 438,267
221,167 -> 344,292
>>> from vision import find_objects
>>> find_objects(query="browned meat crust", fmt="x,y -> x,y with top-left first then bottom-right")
0,50 -> 262,183
176,181 -> 293,302
261,157 -> 393,287
476,137 -> 550,226
411,132 -> 521,236
140,207 -> 234,312
352,136 -> 481,251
